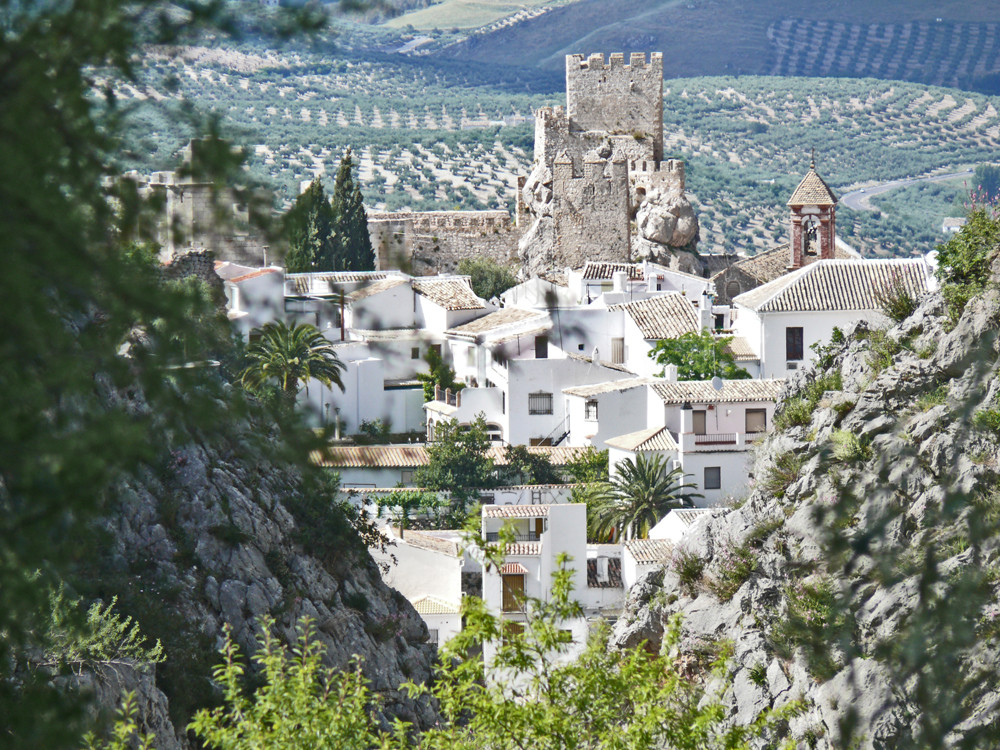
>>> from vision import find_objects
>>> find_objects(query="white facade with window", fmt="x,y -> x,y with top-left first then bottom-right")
732,259 -> 932,379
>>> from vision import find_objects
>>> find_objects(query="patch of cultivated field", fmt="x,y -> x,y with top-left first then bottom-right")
120,42 -> 999,257
383,0 -> 563,31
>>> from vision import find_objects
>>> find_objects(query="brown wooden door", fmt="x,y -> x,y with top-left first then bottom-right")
535,518 -> 544,539
502,575 -> 524,611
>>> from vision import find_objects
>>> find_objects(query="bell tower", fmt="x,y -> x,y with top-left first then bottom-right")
787,151 -> 838,269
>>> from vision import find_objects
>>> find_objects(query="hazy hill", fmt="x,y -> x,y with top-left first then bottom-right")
421,0 -> 1000,93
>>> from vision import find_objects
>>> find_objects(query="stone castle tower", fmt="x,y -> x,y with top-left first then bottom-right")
518,53 -> 699,278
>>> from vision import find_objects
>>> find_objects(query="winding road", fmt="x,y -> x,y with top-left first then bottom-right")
840,169 -> 974,211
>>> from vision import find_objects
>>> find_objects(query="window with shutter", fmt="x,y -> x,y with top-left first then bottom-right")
786,327 -> 804,361
528,392 -> 553,415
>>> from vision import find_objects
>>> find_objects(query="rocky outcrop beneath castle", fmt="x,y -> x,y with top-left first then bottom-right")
634,185 -> 698,249
86,405 -> 438,745
611,279 -> 1000,747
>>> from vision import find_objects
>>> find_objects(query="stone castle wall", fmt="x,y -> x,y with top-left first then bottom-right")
552,157 -> 630,261
368,210 -> 520,275
565,52 -> 664,161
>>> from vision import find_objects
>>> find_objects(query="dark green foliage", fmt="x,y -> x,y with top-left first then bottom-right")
564,446 -> 610,484
376,489 -> 453,533
498,444 -> 563,486
875,274 -> 920,323
239,321 -> 346,404
762,452 -> 804,499
935,206 -> 1000,323
972,164 -> 1000,203
972,408 -> 1000,435
773,370 -> 843,430
670,547 -> 706,598
770,578 -> 848,681
648,330 -> 751,380
415,346 -> 463,402
330,149 -> 375,272
414,416 -> 496,508
284,178 -> 337,273
590,455 -> 702,541
456,256 -> 517,301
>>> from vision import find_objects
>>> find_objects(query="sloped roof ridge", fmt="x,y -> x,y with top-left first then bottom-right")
788,167 -> 838,206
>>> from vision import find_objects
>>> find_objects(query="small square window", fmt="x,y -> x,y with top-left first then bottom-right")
411,347 -> 420,359
528,392 -> 553,415
585,399 -> 599,421
401,470 -> 415,484
704,466 -> 721,490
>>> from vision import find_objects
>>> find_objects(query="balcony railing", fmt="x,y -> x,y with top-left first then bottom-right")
693,432 -> 737,446
485,531 -> 540,543
433,384 -> 461,407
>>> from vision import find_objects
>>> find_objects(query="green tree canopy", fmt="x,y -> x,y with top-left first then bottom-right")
648,329 -> 751,380
498,444 -> 563,486
284,178 -> 337,273
415,416 -> 496,508
935,206 -> 1000,322
972,163 -> 1000,203
415,346 -> 464,402
240,321 -> 346,404
331,149 -> 375,272
590,454 -> 702,541
456,256 -> 518,301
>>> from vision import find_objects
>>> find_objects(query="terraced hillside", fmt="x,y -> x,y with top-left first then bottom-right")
119,41 -> 999,258
425,0 -> 1000,93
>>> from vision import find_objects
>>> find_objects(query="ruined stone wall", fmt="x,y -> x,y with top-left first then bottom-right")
368,210 -> 520,275
566,52 -> 664,161
629,159 -> 685,202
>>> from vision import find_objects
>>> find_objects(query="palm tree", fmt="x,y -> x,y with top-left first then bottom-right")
590,454 -> 702,541
240,321 -> 346,404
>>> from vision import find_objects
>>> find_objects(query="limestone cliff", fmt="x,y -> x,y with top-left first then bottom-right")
612,279 -> 1000,747
80,406 -> 437,746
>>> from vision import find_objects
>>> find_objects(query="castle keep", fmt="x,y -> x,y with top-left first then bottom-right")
367,52 -> 700,279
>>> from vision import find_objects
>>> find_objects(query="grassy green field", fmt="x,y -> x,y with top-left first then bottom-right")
383,0 -> 560,30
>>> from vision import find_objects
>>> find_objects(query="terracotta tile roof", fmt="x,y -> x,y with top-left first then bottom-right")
500,562 -> 530,574
483,504 -> 550,518
788,168 -> 838,206
229,268 -> 282,284
287,272 -> 390,296
564,353 -> 636,374
348,328 -> 423,341
312,445 -> 431,468
346,277 -> 408,303
563,377 -> 653,398
446,308 -> 547,339
412,278 -> 485,310
734,259 -> 930,313
313,445 -> 589,469
670,508 -> 714,527
581,262 -> 644,281
604,426 -> 678,452
504,542 -> 541,556
625,538 -> 672,564
401,530 -> 461,557
214,261 -> 262,281
713,241 -> 857,287
587,557 -> 623,588
651,379 -> 785,405
610,293 -> 700,340
411,595 -> 461,615
722,336 -> 758,362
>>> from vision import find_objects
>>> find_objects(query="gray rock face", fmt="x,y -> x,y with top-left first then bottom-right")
91,429 -> 437,746
634,187 -> 698,248
610,283 -> 1000,748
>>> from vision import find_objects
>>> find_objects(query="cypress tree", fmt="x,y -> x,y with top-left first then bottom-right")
284,178 -> 336,273
330,149 -> 375,271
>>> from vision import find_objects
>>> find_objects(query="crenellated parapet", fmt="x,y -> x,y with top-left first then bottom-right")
564,52 -> 664,162
628,158 -> 685,193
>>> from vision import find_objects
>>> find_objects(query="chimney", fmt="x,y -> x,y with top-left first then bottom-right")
596,557 -> 609,583
612,271 -> 628,293
699,290 -> 713,330
663,364 -> 678,382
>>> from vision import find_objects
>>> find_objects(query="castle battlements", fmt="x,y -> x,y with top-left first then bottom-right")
566,52 -> 663,70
